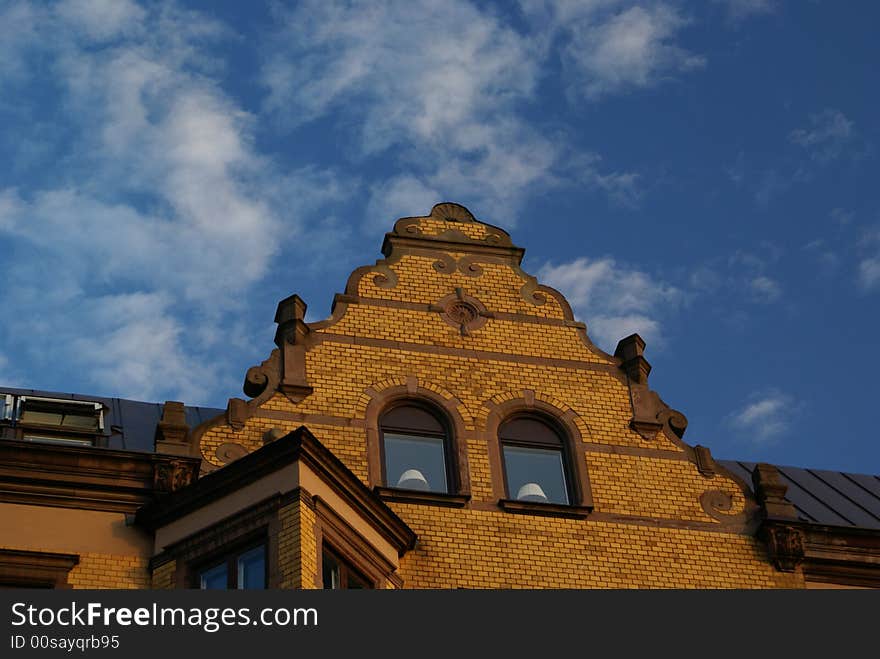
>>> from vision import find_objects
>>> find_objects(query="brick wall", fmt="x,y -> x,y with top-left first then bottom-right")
67,552 -> 151,589
151,560 -> 176,589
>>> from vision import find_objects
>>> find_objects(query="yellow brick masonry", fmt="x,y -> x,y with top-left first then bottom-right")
360,255 -> 571,321
415,217 -> 494,241
66,553 -> 150,589
196,236 -> 805,588
394,506 -> 800,589
151,560 -> 176,589
278,498 -> 318,589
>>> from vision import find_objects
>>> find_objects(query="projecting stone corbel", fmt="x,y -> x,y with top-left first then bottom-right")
615,334 -> 687,440
752,463 -> 805,572
154,401 -> 192,456
226,397 -> 251,431
752,463 -> 799,520
694,445 -> 717,477
274,294 -> 314,402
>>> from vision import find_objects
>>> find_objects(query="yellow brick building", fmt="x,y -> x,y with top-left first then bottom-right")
1,203 -> 877,589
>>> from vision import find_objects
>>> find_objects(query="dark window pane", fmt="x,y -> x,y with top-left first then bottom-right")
346,568 -> 370,589
499,417 -> 562,446
383,433 -> 448,493
322,551 -> 340,589
20,401 -> 100,431
237,546 -> 266,590
322,546 -> 373,589
503,445 -> 569,505
380,405 -> 444,434
199,563 -> 228,590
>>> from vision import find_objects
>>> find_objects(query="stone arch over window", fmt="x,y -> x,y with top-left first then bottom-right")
484,396 -> 593,517
364,383 -> 471,506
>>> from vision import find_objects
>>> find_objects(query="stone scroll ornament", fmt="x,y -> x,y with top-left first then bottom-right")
431,254 -> 484,277
243,351 -> 281,400
215,442 -> 248,465
699,489 -> 747,523
371,263 -> 399,289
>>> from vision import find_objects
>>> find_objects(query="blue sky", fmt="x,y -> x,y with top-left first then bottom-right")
0,0 -> 877,474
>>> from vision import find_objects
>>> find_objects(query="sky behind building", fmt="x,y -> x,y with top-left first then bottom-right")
0,0 -> 877,473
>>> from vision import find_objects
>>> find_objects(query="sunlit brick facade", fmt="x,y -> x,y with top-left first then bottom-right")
1,203 -> 877,589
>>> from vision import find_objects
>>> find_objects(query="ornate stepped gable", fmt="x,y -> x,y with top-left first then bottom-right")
174,202 -> 802,588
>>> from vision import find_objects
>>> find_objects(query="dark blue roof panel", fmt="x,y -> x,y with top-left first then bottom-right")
1,386 -> 223,453
719,460 -> 880,530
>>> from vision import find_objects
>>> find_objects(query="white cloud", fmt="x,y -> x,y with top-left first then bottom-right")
859,258 -> 880,290
0,1 -> 349,404
789,109 -> 855,162
593,170 -> 643,208
749,275 -> 782,303
538,256 -> 683,350
56,0 -> 145,41
857,228 -> 880,292
262,0 -> 649,224
0,2 -> 40,85
714,0 -> 777,22
263,0 -> 539,149
365,176 -> 441,232
559,3 -> 705,99
727,390 -> 794,443
69,293 -> 215,402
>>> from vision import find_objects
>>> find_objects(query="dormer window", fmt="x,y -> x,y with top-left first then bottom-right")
15,396 -> 104,447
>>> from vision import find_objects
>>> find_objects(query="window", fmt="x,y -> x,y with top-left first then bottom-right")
321,545 -> 372,589
198,544 -> 266,590
500,416 -> 571,505
379,403 -> 451,494
14,396 -> 104,447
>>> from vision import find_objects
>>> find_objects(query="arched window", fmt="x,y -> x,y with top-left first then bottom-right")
499,415 -> 571,505
379,403 -> 452,494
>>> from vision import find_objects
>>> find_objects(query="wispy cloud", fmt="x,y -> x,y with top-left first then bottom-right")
0,1 -> 345,402
754,168 -> 789,207
262,0 -> 561,225
726,390 -> 795,443
528,1 -> 705,100
262,0 -> 695,225
749,275 -> 782,303
714,0 -> 777,23
789,109 -> 855,162
538,256 -> 684,350
858,227 -> 880,292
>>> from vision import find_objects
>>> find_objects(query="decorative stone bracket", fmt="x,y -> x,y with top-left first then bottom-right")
153,459 -> 199,494
752,463 -> 805,572
224,294 -> 316,435
752,463 -> 799,520
760,524 -> 806,572
614,334 -> 688,440
274,294 -> 314,402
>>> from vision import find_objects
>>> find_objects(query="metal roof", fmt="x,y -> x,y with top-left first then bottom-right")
1,387 -> 223,453
720,460 -> 880,530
